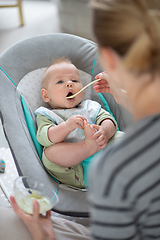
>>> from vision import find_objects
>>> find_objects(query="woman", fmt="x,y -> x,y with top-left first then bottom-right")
90,0 -> 160,239
2,0 -> 160,239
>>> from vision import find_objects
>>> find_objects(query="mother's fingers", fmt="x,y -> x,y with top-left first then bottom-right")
95,71 -> 109,80
11,195 -> 40,221
94,81 -> 110,89
94,79 -> 111,93
94,78 -> 109,84
46,209 -> 52,220
10,195 -> 29,220
32,200 -> 40,221
10,195 -> 20,214
94,86 -> 110,93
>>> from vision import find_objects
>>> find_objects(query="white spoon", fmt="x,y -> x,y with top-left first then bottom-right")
66,78 -> 101,99
0,179 -> 10,203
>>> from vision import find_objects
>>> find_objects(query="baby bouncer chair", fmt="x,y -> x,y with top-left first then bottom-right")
0,33 -> 132,217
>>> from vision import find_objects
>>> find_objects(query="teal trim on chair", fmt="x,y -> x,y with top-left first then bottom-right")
98,93 -> 119,131
20,95 -> 43,159
0,67 -> 59,186
0,67 -> 17,87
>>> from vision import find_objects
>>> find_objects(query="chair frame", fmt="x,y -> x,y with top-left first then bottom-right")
0,33 -> 132,217
0,0 -> 24,26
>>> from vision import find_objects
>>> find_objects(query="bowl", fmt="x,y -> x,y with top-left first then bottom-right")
14,176 -> 59,214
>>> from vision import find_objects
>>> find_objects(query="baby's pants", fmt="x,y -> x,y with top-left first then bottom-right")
42,152 -> 85,188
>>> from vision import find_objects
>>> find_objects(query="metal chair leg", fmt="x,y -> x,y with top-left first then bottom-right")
17,0 -> 24,26
0,0 -> 24,26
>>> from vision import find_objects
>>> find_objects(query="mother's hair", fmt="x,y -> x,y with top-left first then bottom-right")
90,0 -> 160,73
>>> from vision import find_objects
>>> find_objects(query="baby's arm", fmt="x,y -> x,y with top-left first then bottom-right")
36,114 -> 99,167
48,115 -> 86,143
45,122 -> 100,167
36,113 -> 86,145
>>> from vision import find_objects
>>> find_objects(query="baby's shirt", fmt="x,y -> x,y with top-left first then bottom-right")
34,100 -> 117,148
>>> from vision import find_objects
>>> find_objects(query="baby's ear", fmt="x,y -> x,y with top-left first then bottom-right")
41,88 -> 50,102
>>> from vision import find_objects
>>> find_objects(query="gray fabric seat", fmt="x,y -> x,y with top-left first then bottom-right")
0,33 -> 132,217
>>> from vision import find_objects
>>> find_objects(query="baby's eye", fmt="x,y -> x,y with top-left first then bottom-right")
57,80 -> 63,84
72,80 -> 78,83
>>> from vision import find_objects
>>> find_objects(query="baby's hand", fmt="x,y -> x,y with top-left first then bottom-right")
91,124 -> 110,149
65,115 -> 86,132
94,72 -> 111,94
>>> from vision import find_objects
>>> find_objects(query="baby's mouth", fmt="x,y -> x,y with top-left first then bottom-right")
66,92 -> 74,98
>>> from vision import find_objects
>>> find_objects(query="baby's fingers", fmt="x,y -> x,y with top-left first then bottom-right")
91,131 -> 99,140
76,118 -> 86,129
96,137 -> 107,148
99,142 -> 107,149
76,115 -> 87,121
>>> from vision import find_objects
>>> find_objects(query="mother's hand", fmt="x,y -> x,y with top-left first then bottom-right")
94,72 -> 132,113
94,72 -> 111,94
10,195 -> 56,240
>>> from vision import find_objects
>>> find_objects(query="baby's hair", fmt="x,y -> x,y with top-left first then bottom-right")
42,57 -> 72,88
91,0 -> 160,74
51,57 -> 72,65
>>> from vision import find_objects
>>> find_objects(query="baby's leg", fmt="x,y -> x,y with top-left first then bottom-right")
44,129 -> 99,167
44,122 -> 100,168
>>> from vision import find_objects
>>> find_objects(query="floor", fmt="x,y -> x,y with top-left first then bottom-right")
0,0 -> 89,226
0,0 -> 61,55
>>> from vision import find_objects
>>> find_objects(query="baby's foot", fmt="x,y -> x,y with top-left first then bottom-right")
83,122 -> 99,155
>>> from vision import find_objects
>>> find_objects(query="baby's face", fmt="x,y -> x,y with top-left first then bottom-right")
43,62 -> 83,109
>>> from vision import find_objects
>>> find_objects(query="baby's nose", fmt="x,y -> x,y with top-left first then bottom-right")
66,82 -> 73,88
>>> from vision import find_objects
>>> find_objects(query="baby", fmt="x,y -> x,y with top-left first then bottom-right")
35,57 -> 121,188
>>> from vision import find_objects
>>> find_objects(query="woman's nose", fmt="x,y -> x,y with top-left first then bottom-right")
66,82 -> 73,88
